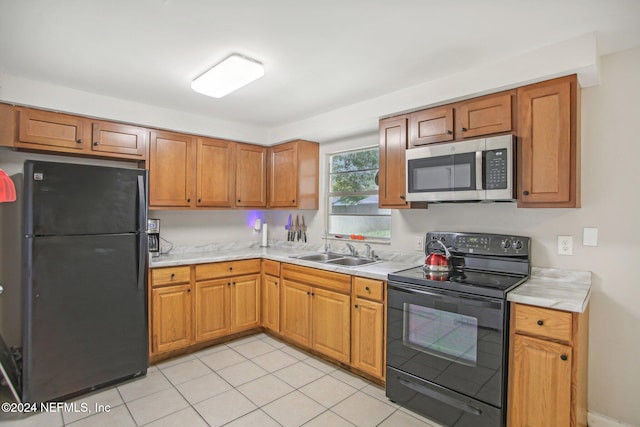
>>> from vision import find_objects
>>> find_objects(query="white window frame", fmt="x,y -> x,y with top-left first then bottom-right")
326,145 -> 391,242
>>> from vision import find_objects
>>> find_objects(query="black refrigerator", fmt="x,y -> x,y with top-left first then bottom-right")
21,160 -> 149,403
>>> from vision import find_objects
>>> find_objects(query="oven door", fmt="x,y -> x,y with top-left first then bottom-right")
405,139 -> 484,202
386,281 -> 507,408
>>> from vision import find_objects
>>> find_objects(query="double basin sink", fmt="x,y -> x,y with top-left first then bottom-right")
291,252 -> 378,267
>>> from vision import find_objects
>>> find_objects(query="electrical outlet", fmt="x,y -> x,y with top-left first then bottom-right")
415,235 -> 424,252
558,235 -> 573,255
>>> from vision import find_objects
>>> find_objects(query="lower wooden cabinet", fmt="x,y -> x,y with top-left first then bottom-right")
261,260 -> 281,333
150,260 -> 260,356
151,284 -> 192,354
508,303 -> 589,427
281,264 -> 351,364
351,277 -> 385,380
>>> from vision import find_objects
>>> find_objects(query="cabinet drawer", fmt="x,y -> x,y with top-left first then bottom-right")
195,259 -> 261,281
151,266 -> 191,287
513,304 -> 573,343
262,259 -> 280,277
282,263 -> 351,294
353,277 -> 384,302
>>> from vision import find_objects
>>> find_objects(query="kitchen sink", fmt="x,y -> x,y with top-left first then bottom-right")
326,257 -> 377,267
293,253 -> 344,262
291,252 -> 379,267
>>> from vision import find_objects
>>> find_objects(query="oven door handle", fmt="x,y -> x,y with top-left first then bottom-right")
398,378 -> 482,416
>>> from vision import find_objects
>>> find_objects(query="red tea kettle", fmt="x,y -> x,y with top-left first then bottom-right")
424,239 -> 452,273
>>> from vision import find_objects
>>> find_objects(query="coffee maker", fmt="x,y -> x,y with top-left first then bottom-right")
147,219 -> 160,257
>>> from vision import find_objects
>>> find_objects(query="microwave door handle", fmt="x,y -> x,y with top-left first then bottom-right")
475,151 -> 483,190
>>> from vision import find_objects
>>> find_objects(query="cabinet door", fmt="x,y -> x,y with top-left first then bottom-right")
409,106 -> 454,147
230,274 -> 260,333
455,91 -> 513,138
262,274 -> 280,332
235,143 -> 267,207
268,142 -> 297,207
149,130 -> 196,207
281,280 -> 312,347
17,107 -> 88,151
197,138 -> 235,207
351,297 -> 384,378
517,75 -> 579,207
151,284 -> 192,354
379,116 -> 409,208
194,279 -> 230,342
312,287 -> 350,364
91,121 -> 147,158
508,334 -> 572,427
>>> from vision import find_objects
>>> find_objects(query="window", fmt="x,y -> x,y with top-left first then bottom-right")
327,147 -> 391,239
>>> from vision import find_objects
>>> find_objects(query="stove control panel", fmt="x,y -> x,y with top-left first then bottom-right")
426,232 -> 530,257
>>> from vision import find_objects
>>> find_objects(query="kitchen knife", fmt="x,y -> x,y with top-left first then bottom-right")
302,216 -> 307,242
286,214 -> 292,241
295,215 -> 300,241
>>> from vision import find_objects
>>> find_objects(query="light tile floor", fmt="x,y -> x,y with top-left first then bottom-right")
0,333 -> 443,427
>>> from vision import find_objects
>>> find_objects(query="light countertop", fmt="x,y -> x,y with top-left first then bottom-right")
151,241 -> 592,312
149,240 -> 423,281
507,267 -> 591,313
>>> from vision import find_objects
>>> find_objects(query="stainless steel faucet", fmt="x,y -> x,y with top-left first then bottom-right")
365,243 -> 372,259
346,243 -> 357,256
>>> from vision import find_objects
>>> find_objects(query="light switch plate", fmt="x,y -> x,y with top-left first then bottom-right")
583,227 -> 598,246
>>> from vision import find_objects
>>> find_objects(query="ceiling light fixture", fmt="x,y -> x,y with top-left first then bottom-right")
191,54 -> 264,98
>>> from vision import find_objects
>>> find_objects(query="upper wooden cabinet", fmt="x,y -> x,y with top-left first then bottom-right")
149,130 -> 196,208
17,107 -> 88,151
517,75 -> 580,208
268,140 -> 319,209
235,143 -> 267,207
6,106 -> 148,161
197,137 -> 235,208
455,91 -> 513,139
409,106 -> 454,147
91,121 -> 147,157
379,116 -> 410,208
408,91 -> 513,147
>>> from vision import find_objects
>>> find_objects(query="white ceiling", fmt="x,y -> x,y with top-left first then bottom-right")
1,0 -> 639,130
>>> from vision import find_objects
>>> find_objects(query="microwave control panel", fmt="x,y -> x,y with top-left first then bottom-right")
484,149 -> 508,190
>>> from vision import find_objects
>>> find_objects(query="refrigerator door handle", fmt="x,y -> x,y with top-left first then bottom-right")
137,175 -> 148,291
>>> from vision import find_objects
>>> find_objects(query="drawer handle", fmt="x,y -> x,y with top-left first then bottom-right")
170,273 -> 175,279
537,320 -> 544,326
365,286 -> 370,292
561,355 -> 568,361
229,267 -> 233,271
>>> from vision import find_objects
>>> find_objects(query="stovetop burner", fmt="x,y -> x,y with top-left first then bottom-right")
389,231 -> 531,299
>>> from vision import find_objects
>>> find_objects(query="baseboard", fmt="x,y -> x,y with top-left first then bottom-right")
588,412 -> 636,427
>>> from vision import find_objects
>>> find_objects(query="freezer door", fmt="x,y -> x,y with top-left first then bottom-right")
24,161 -> 147,236
22,234 -> 148,403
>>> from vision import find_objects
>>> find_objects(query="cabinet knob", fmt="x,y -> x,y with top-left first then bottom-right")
561,354 -> 568,361
461,127 -> 468,132
187,198 -> 191,202
447,130 -> 453,135
93,141 -> 99,146
537,320 -> 544,326
233,282 -> 236,286
198,198 -> 201,203
399,195 -> 405,200
307,291 -> 311,296
76,139 -> 83,144
292,200 -> 295,203
274,281 -> 278,286
311,292 -> 314,296
229,267 -> 233,271
187,289 -> 191,293
228,282 -> 231,287
523,191 -> 530,196
170,273 -> 175,279
237,199 -> 241,203
365,286 -> 370,292
354,304 -> 359,309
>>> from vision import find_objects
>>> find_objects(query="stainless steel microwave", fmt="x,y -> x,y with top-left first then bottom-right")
405,134 -> 515,202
